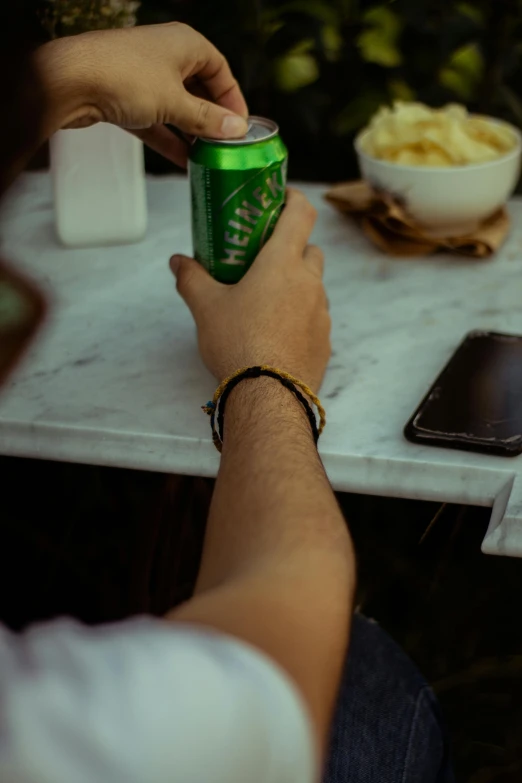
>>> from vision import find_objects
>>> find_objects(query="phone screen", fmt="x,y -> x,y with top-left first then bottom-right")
404,331 -> 522,457
0,259 -> 45,388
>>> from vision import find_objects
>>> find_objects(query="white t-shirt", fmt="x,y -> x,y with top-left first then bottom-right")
0,618 -> 315,783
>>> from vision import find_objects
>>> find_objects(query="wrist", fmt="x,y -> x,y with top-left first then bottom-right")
224,376 -> 316,448
35,37 -> 103,137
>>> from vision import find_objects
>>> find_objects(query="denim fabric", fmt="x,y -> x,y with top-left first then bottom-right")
325,614 -> 455,783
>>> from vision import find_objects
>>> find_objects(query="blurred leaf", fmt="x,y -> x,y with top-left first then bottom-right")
274,39 -> 320,92
438,68 -> 471,99
332,90 -> 387,135
456,2 -> 484,26
322,23 -> 343,61
453,40 -> 484,76
357,6 -> 402,67
439,41 -> 483,99
388,77 -> 415,101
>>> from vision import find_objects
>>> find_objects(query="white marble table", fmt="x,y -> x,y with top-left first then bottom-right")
1,173 -> 522,557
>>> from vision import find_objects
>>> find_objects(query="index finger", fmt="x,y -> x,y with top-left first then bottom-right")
268,188 -> 318,258
189,37 -> 248,119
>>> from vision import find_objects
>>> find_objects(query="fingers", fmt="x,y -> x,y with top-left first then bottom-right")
268,188 -> 317,260
170,89 -> 248,140
170,254 -> 220,318
130,125 -> 189,168
186,35 -> 249,119
303,244 -> 325,278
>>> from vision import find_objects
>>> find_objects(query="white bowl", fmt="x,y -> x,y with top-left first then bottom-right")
355,121 -> 522,237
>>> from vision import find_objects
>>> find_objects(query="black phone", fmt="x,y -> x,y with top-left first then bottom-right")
404,331 -> 522,457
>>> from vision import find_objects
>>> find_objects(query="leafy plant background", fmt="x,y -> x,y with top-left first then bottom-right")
40,0 -> 140,38
136,0 -> 522,184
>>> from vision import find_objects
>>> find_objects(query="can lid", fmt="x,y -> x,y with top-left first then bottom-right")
199,115 -> 279,145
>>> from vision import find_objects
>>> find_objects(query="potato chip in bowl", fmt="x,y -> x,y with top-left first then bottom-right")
355,102 -> 522,236
359,102 -> 517,166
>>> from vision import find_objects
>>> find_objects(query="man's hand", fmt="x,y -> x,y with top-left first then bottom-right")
170,189 -> 331,393
36,23 -> 248,166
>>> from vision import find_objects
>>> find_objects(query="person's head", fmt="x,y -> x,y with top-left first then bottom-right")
0,4 -> 47,387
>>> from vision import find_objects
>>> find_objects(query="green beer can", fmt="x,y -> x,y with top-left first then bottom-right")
189,116 -> 288,283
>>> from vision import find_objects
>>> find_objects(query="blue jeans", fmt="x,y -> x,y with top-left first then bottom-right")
325,614 -> 455,783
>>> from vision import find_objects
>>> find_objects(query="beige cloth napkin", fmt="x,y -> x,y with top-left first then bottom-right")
324,180 -> 510,258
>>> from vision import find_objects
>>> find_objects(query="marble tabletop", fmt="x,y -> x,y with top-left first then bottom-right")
1,173 -> 522,557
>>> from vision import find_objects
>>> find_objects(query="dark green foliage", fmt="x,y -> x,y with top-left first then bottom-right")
137,0 -> 522,182
38,1 -> 140,38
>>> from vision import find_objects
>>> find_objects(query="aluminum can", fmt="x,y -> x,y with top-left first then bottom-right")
189,116 -> 288,283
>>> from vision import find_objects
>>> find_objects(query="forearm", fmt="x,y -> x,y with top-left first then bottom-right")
198,378 -> 351,590
171,379 -> 355,744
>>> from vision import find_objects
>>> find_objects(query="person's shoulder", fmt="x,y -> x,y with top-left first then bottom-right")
155,623 -> 318,783
0,618 -> 316,783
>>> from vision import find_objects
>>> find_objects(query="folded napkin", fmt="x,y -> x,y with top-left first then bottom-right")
324,180 -> 510,258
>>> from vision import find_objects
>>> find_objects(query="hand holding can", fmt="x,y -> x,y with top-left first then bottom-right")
189,116 -> 288,283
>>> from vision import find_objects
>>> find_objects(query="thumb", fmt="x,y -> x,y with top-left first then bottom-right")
170,92 -> 248,139
170,254 -> 217,317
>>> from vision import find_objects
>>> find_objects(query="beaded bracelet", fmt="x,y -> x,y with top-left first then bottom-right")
202,365 -> 326,453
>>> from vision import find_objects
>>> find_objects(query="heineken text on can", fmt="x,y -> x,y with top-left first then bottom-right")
189,116 -> 288,283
